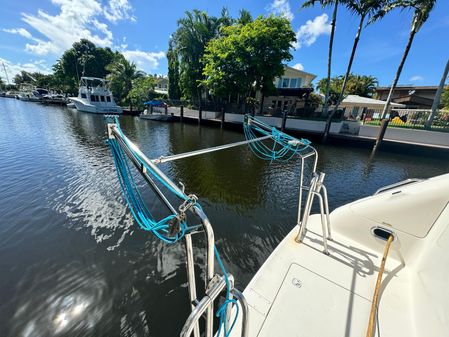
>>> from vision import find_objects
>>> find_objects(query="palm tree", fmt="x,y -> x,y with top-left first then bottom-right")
175,10 -> 221,105
425,58 -> 449,129
378,0 -> 437,119
302,0 -> 340,123
106,56 -> 145,109
322,0 -> 385,142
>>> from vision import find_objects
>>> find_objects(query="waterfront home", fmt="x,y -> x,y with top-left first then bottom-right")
154,76 -> 168,95
339,94 -> 405,119
375,85 -> 438,109
256,65 -> 316,115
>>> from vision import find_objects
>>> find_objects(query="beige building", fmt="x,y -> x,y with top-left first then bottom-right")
154,76 -> 168,95
257,65 -> 317,115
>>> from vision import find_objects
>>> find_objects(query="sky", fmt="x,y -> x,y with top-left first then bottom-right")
0,0 -> 448,87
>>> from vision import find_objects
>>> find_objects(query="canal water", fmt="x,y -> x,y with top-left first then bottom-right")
1,98 -> 448,337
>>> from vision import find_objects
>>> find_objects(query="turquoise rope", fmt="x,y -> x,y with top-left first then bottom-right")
106,117 -> 238,335
243,115 -> 311,162
215,246 -> 239,337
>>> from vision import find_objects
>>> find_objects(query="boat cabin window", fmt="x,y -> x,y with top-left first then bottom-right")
106,96 -> 111,102
81,93 -> 87,98
96,95 -> 100,102
90,95 -> 96,102
100,96 -> 105,102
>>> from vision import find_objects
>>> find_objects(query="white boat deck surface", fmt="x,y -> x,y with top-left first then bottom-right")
229,216 -> 413,337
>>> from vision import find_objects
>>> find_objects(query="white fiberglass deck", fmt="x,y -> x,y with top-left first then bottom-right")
228,174 -> 449,337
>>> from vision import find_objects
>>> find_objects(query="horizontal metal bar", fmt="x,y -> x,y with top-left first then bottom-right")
152,136 -> 272,164
180,276 -> 227,337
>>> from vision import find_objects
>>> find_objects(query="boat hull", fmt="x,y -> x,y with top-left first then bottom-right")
70,97 -> 123,114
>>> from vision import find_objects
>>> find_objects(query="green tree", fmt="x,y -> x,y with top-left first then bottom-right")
202,16 -> 296,109
126,76 -> 156,110
106,54 -> 146,108
318,74 -> 378,98
52,39 -> 116,93
302,0 -> 340,121
173,10 -> 222,103
167,39 -> 181,99
441,86 -> 449,110
237,9 -> 253,25
376,0 -> 436,119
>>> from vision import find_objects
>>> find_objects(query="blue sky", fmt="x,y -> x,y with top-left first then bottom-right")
0,0 -> 448,87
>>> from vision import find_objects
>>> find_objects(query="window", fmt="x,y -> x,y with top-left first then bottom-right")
106,96 -> 111,102
282,78 -> 289,88
297,78 -> 303,87
81,93 -> 87,98
290,78 -> 297,88
96,96 -> 100,102
100,96 -> 105,102
90,95 -> 95,101
277,79 -> 282,88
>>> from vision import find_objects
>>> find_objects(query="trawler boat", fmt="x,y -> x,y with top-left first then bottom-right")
105,115 -> 449,337
70,77 -> 122,114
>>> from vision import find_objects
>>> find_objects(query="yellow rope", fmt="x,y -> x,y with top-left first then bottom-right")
366,235 -> 394,337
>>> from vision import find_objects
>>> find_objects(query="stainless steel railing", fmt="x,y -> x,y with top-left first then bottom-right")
107,122 -> 247,337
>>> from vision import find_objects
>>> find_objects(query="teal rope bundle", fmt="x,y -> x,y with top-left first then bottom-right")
108,133 -> 187,243
243,115 -> 311,161
106,117 -> 238,335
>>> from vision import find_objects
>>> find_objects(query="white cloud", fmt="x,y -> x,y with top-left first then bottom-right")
104,0 -> 135,23
410,75 -> 424,82
293,14 -> 331,49
266,0 -> 294,21
121,50 -> 165,73
4,0 -> 136,57
2,28 -> 32,39
0,57 -> 51,83
292,63 -> 304,71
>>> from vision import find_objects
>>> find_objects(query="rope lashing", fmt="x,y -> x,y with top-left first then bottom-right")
366,234 -> 394,337
215,246 -> 239,337
108,130 -> 189,243
243,115 -> 311,161
106,116 -> 239,335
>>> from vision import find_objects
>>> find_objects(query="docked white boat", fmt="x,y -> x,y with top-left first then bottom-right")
105,115 -> 449,337
17,84 -> 40,102
70,77 -> 122,114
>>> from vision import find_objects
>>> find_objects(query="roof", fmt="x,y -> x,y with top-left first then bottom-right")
376,86 -> 439,91
283,65 -> 317,80
341,94 -> 405,107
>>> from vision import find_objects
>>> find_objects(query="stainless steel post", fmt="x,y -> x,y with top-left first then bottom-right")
320,185 -> 332,240
180,277 -> 227,337
185,234 -> 200,337
193,205 -> 215,337
295,174 -> 318,243
231,288 -> 249,337
312,191 -> 330,255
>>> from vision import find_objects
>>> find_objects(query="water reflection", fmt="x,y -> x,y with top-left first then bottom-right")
1,99 -> 449,336
8,263 -> 111,337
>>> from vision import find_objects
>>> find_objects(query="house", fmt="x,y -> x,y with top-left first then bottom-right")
340,94 -> 405,119
154,76 -> 168,95
375,86 -> 438,109
257,65 -> 316,115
